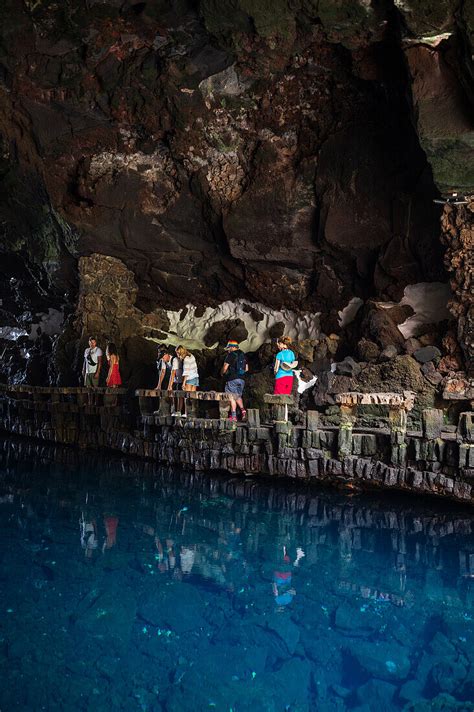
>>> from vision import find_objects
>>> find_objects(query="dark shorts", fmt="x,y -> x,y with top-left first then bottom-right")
225,378 -> 245,397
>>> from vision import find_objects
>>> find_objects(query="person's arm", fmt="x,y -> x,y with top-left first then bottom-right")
221,353 -> 230,376
294,547 -> 305,567
106,357 -> 113,386
95,354 -> 102,379
168,357 -> 177,391
168,368 -> 176,391
156,362 -> 165,390
181,357 -> 189,388
274,358 -> 280,375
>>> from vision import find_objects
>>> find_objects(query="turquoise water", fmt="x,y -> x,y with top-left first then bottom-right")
0,438 -> 473,712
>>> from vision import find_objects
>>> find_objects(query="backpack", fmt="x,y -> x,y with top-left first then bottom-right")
235,350 -> 247,377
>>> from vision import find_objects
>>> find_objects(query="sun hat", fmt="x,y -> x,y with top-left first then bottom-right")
225,340 -> 239,350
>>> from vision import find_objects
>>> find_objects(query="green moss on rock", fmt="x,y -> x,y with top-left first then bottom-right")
421,136 -> 474,191
394,0 -> 456,36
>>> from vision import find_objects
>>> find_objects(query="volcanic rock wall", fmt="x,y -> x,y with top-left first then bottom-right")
0,0 -> 472,383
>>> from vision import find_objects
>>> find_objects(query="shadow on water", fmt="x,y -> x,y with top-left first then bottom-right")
0,436 -> 473,712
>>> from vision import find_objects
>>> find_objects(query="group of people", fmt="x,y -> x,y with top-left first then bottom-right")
80,506 -> 305,610
82,337 -> 122,388
83,333 -> 300,421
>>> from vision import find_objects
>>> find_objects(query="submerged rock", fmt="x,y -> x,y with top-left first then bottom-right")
263,613 -> 300,656
138,583 -> 206,634
356,678 -> 397,711
347,639 -> 411,681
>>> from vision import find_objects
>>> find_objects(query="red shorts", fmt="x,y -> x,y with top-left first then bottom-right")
274,376 -> 293,395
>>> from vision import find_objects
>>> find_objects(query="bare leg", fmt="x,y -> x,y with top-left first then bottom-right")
228,395 -> 237,417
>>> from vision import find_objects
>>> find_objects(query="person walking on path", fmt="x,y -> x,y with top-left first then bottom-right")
274,336 -> 298,395
83,336 -> 103,387
155,349 -> 173,390
106,342 -> 122,387
221,339 -> 248,422
176,346 -> 199,392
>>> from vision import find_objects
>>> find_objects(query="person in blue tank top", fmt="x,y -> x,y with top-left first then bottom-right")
274,336 -> 298,395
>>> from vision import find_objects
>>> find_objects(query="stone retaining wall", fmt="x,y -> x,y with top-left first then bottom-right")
0,384 -> 473,504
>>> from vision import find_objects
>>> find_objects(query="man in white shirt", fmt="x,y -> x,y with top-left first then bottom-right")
82,336 -> 103,387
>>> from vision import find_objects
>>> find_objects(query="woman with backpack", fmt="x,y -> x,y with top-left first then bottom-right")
274,336 -> 298,395
222,339 -> 248,422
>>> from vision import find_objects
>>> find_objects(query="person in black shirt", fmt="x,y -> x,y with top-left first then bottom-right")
221,340 -> 248,422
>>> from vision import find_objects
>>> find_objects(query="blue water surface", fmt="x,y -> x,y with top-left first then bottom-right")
0,437 -> 473,712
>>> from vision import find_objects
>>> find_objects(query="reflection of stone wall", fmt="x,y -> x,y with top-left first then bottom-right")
0,384 -> 472,505
441,200 -> 474,375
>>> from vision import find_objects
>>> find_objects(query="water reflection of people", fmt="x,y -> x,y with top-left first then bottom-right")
103,513 -> 119,551
180,545 -> 196,576
155,537 -> 179,576
80,511 -> 98,558
338,580 -> 407,607
272,546 -> 305,610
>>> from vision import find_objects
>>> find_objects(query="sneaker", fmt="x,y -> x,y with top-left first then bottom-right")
231,414 -> 237,423
240,409 -> 247,422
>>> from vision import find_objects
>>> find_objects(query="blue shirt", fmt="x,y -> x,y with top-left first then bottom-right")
275,349 -> 296,379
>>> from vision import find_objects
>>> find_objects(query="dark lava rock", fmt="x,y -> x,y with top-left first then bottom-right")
242,304 -> 264,322
139,582 -> 206,634
263,613 -> 300,655
438,355 -> 462,373
347,639 -> 411,681
357,338 -> 380,362
356,679 -> 397,711
421,361 -> 443,386
398,679 -> 426,705
405,337 -> 422,355
429,632 -> 457,658
403,693 -> 474,712
74,589 -> 137,650
268,321 -> 285,339
335,356 -> 361,377
203,318 -> 248,347
430,658 -> 467,694
385,304 -> 415,325
334,602 -> 384,636
413,346 -> 442,363
380,344 -> 398,361
360,305 -> 406,350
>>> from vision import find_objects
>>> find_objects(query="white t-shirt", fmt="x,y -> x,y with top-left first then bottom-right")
182,354 -> 198,380
84,346 -> 103,374
171,356 -> 183,383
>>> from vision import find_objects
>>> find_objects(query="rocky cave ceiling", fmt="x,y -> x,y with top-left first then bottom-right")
0,0 -> 472,381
